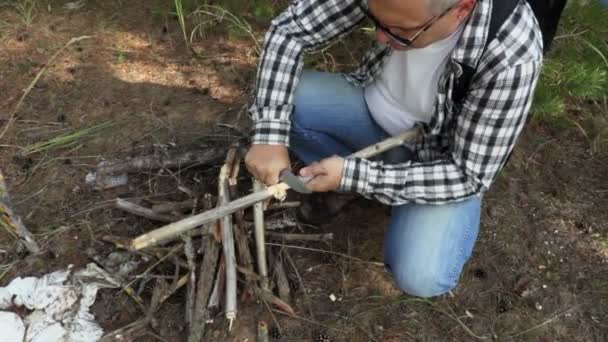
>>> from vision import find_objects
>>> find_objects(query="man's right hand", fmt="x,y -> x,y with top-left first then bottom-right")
245,144 -> 290,186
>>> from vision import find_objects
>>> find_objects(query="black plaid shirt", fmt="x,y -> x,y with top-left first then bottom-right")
249,0 -> 543,205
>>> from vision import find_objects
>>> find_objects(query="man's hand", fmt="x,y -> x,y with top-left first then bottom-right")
245,144 -> 290,185
299,156 -> 345,192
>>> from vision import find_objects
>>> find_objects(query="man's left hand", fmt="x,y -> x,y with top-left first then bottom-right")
299,156 -> 345,192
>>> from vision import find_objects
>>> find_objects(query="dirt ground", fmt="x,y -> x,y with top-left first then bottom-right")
1,1 -> 607,341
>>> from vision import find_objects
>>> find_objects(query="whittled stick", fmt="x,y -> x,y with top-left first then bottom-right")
131,127 -> 420,250
219,150 -> 238,328
131,183 -> 289,250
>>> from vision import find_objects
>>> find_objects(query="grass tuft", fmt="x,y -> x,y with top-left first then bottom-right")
19,121 -> 115,157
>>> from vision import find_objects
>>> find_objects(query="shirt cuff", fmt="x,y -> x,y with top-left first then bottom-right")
338,157 -> 375,194
250,104 -> 294,146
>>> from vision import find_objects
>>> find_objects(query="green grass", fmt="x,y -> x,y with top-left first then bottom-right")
13,0 -> 37,26
19,121 -> 115,156
531,1 -> 608,136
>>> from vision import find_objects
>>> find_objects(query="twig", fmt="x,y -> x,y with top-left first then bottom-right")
219,149 -> 238,328
509,306 -> 578,338
183,235 -> 196,324
253,285 -> 295,316
100,318 -> 148,341
283,250 -> 314,318
262,299 -> 282,334
87,255 -> 146,313
0,169 -> 40,253
429,302 -> 488,340
115,198 -> 179,222
267,232 -> 333,243
0,35 -> 93,140
271,309 -> 348,333
253,179 -> 270,290
266,243 -> 365,262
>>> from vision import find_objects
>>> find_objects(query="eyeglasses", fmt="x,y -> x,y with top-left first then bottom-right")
359,3 -> 457,48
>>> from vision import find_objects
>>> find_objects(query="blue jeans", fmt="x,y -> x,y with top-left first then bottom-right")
290,71 -> 481,297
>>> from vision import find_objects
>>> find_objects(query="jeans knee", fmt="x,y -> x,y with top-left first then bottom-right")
389,265 -> 456,298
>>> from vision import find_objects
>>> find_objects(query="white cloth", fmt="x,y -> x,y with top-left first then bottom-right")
365,26 -> 464,136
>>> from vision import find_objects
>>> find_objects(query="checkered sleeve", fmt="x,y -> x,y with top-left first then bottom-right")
250,0 -> 366,146
339,59 -> 542,205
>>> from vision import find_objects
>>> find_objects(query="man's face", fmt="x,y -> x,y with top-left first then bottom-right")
367,0 -> 466,50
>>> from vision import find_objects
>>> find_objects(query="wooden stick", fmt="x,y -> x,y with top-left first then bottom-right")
267,201 -> 301,210
152,198 -> 199,214
115,198 -> 179,222
263,216 -> 298,231
208,255 -> 225,309
234,198 -> 255,300
189,235 -> 220,342
131,182 -> 289,250
253,179 -> 270,290
273,256 -> 290,303
253,285 -> 295,316
0,169 -> 40,253
351,126 -> 420,159
219,150 -> 238,328
267,232 -> 333,243
183,235 -> 196,324
131,127 -> 420,250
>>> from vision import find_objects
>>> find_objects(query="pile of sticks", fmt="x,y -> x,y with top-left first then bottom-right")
96,146 -> 330,341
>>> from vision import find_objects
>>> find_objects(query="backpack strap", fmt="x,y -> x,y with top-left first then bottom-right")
452,0 -> 519,104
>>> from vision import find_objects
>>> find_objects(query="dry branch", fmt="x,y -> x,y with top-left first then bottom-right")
253,285 -> 295,316
183,235 -> 196,324
267,232 -> 333,243
208,256 -> 225,309
189,235 -> 220,342
152,198 -> 199,214
0,169 -> 39,253
115,198 -> 179,222
267,201 -> 301,210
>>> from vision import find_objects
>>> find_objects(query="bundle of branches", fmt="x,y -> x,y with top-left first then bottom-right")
96,146 -> 331,341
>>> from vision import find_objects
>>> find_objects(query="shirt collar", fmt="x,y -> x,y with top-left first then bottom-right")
450,0 -> 490,70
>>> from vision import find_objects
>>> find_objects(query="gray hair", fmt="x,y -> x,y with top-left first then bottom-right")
427,0 -> 460,15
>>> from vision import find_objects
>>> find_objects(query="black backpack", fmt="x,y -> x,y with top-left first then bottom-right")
452,0 -> 567,104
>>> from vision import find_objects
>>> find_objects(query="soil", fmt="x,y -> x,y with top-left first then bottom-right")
1,1 -> 607,341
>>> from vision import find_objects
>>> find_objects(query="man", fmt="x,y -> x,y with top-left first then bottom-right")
245,0 -> 543,298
